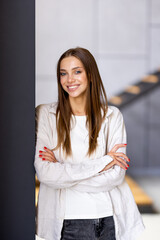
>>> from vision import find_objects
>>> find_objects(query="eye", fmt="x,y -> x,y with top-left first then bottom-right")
75,70 -> 81,74
60,72 -> 66,76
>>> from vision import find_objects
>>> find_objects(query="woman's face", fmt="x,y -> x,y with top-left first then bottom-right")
60,56 -> 88,100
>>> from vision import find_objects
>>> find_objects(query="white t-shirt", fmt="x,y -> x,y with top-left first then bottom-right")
64,115 -> 113,219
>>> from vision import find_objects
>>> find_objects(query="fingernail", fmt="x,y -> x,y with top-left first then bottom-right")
128,159 -> 130,162
125,167 -> 128,170
39,151 -> 43,153
124,144 -> 127,145
42,158 -> 45,160
127,164 -> 129,167
39,155 -> 42,157
44,147 -> 47,149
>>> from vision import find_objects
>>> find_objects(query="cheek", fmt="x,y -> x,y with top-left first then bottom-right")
80,73 -> 88,85
60,78 -> 65,86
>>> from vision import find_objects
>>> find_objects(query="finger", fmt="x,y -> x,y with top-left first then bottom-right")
110,144 -> 127,153
114,152 -> 129,162
42,156 -> 57,163
44,146 -> 54,154
42,158 -> 53,162
39,152 -> 58,163
39,150 -> 54,159
114,160 -> 128,170
108,151 -> 130,162
115,157 -> 129,168
43,147 -> 57,160
44,147 -> 55,156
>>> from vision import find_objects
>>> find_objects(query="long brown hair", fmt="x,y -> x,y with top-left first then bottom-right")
54,47 -> 108,157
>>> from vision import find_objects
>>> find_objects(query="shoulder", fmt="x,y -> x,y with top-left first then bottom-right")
106,105 -> 123,119
104,105 -> 125,129
35,102 -> 58,119
36,102 -> 58,113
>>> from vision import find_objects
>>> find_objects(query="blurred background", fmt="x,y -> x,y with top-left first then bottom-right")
36,0 -> 160,239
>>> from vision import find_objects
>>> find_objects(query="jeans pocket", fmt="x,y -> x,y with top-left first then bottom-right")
108,224 -> 116,240
61,219 -> 95,240
64,220 -> 71,228
100,216 -> 116,240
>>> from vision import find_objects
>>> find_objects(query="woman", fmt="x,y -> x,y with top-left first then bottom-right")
35,47 -> 145,240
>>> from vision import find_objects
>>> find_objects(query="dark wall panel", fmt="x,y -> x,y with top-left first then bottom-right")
0,1 -> 35,239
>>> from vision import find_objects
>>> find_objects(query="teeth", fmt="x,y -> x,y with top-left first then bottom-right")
68,85 -> 78,89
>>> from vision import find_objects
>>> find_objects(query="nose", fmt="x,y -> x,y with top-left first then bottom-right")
67,74 -> 75,83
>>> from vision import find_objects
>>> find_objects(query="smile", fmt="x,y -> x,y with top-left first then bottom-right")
67,85 -> 80,91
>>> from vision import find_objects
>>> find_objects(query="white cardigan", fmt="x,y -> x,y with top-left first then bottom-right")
34,102 -> 145,240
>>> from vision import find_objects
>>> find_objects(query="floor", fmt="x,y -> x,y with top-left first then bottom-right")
137,214 -> 160,240
134,176 -> 160,213
133,175 -> 160,240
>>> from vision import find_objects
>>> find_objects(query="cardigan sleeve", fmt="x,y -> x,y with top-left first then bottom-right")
34,104 -> 113,189
70,107 -> 127,193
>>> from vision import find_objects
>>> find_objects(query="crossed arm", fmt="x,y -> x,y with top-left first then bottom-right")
35,105 -> 129,191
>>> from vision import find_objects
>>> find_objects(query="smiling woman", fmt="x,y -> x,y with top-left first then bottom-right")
34,47 -> 145,240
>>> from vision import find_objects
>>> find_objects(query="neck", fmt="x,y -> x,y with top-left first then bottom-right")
69,95 -> 87,116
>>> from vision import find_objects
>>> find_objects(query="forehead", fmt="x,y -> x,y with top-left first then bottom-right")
60,56 -> 83,69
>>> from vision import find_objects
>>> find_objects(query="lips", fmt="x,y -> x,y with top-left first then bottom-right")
67,85 -> 80,91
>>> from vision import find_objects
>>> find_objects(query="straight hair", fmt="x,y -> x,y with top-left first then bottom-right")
53,47 -> 108,157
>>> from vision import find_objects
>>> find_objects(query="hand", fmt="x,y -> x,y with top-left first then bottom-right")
99,144 -> 130,173
39,147 -> 58,163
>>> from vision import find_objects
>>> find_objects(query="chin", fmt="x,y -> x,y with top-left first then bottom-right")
68,93 -> 80,98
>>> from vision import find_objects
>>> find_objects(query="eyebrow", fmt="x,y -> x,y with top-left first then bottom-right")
60,66 -> 83,71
